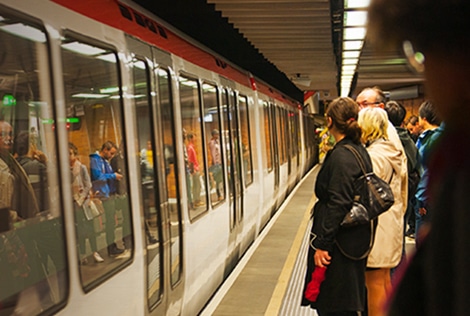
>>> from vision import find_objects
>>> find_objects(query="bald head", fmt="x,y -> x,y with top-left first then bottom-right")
356,87 -> 386,110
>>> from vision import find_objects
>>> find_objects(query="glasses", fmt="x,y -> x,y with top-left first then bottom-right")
403,40 -> 425,73
358,101 -> 381,107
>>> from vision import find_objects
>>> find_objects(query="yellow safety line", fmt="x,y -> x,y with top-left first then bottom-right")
264,188 -> 317,315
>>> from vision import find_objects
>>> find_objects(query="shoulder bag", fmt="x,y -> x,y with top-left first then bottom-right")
340,144 -> 394,227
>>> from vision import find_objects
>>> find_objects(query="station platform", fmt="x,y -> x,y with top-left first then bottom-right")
200,164 -> 416,316
200,166 -> 320,316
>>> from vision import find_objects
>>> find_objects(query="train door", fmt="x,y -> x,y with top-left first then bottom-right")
125,36 -> 183,315
271,104 -> 280,192
221,89 -> 243,231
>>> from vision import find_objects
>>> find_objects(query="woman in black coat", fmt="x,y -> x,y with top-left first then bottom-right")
301,97 -> 374,316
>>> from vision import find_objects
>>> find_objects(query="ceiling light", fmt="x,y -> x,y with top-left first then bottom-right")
72,93 -> 109,99
343,58 -> 359,65
62,42 -> 106,56
1,23 -> 46,42
342,65 -> 357,71
344,11 -> 368,27
345,0 -> 371,9
343,40 -> 364,51
344,27 -> 366,40
343,51 -> 361,58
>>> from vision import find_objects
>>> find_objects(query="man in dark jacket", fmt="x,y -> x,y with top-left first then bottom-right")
385,101 -> 420,238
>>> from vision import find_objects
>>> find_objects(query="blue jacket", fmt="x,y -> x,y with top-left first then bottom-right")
415,123 -> 444,208
89,152 -> 117,199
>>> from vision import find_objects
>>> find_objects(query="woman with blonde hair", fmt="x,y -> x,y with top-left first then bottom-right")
357,107 -> 405,316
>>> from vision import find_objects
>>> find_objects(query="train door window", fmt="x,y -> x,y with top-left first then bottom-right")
275,107 -> 285,164
130,58 -> 164,306
221,89 -> 235,228
238,95 -> 252,186
179,75 -> 207,220
263,101 -> 273,172
0,13 -> 67,314
61,35 -> 133,288
202,83 -> 225,206
156,68 -> 182,287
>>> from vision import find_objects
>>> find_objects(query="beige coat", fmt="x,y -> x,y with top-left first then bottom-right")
366,138 -> 406,268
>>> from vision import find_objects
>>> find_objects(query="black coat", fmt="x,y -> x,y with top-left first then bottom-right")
301,137 -> 373,313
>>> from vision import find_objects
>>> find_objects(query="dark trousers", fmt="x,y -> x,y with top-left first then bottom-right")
102,197 -> 117,246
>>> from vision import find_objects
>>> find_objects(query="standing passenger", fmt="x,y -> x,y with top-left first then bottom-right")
69,143 -> 104,264
301,97 -> 373,316
89,141 -> 124,256
110,141 -> 133,251
367,0 -> 470,314
405,115 -> 422,142
384,101 -> 420,239
208,129 -> 223,200
414,101 -> 443,243
186,132 -> 202,207
357,107 -> 405,316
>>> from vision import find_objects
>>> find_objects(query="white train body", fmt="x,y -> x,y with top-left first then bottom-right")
0,0 -> 318,315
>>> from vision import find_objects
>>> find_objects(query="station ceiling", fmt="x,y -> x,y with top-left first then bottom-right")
133,0 -> 424,103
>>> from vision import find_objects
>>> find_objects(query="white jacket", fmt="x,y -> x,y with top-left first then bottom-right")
366,138 -> 406,268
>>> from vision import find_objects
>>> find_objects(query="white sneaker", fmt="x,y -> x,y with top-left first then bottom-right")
93,252 -> 104,263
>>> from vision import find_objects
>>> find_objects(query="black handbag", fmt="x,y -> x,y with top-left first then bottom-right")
340,145 -> 395,227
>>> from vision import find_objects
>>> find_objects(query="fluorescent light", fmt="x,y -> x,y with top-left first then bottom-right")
343,40 -> 364,50
344,27 -> 366,40
72,93 -> 109,99
343,51 -> 361,58
345,0 -> 371,9
342,69 -> 356,75
97,53 -> 117,63
62,42 -> 106,56
341,87 -> 351,97
132,60 -> 146,70
343,58 -> 359,65
100,87 -> 119,94
1,23 -> 46,43
342,65 -> 357,71
344,11 -> 368,27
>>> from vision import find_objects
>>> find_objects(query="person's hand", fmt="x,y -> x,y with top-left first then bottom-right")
314,249 -> 331,268
115,172 -> 123,181
419,207 -> 427,215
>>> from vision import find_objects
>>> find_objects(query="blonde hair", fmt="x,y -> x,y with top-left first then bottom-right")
358,107 -> 389,144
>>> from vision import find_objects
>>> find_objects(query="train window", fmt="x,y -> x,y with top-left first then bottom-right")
238,95 -> 252,186
130,58 -> 164,306
275,107 -> 285,164
61,35 -> 133,289
179,75 -> 207,220
202,83 -> 225,206
262,101 -> 273,172
156,68 -> 182,287
0,14 -> 67,314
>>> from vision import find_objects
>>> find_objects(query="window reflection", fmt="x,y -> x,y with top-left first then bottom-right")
179,76 -> 207,219
0,14 -> 66,314
202,83 -> 225,206
62,36 -> 133,289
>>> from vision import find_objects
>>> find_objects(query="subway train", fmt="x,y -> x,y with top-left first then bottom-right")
0,0 -> 319,315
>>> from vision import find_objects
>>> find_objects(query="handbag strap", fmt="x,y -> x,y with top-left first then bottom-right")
344,144 -> 368,176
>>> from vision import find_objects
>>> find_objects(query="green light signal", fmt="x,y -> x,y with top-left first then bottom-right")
2,94 -> 16,106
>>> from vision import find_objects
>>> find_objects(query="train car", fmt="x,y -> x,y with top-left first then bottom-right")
0,0 -> 318,315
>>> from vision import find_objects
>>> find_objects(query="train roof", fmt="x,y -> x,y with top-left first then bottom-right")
133,0 -> 425,101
